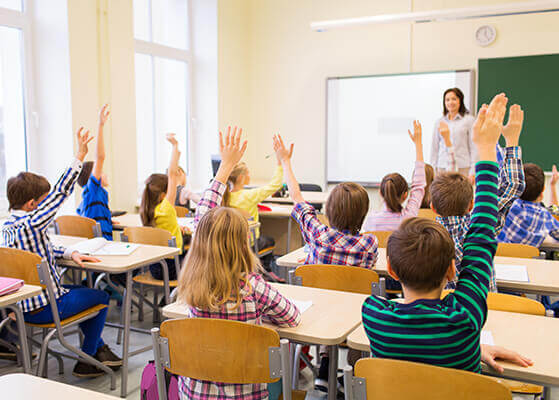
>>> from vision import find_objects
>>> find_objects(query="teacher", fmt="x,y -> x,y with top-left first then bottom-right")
430,88 -> 475,176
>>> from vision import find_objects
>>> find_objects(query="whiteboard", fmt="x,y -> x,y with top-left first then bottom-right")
326,70 -> 473,185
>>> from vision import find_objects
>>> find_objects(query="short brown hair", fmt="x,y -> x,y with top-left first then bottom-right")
325,182 -> 369,234
521,163 -> 544,202
77,161 -> 94,187
387,217 -> 455,292
7,172 -> 51,210
380,173 -> 408,213
430,172 -> 473,217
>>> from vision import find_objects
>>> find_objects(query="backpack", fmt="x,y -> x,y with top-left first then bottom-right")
141,360 -> 179,400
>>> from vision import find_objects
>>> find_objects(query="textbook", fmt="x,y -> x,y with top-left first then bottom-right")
0,277 -> 24,297
69,238 -> 139,256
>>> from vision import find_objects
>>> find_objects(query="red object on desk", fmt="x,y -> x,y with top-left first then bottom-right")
257,204 -> 272,212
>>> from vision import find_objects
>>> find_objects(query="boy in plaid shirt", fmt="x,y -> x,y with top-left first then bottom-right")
430,104 -> 526,291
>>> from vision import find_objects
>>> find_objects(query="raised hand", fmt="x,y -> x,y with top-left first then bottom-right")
502,104 -> 524,147
408,120 -> 424,162
473,94 -> 508,161
551,165 -> 559,186
166,133 -> 179,147
99,104 -> 110,126
438,121 -> 452,147
219,126 -> 247,167
273,134 -> 294,165
76,127 -> 94,162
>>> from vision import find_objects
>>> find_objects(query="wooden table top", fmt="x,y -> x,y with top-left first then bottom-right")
346,310 -> 559,387
51,234 -> 180,273
263,191 -> 329,205
162,283 -> 368,345
0,284 -> 42,308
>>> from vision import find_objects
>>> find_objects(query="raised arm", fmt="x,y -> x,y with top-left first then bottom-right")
274,134 -> 302,203
92,104 -> 109,180
165,133 -> 181,205
550,165 -> 559,206
402,121 -> 426,216
439,121 -> 458,172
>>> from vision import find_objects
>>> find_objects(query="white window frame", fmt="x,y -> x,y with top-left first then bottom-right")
134,0 -> 193,177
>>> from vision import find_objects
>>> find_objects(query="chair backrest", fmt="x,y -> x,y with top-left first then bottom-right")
554,214 -> 559,222
151,319 -> 292,400
0,248 -> 43,286
122,226 -> 173,247
441,290 -> 545,316
496,243 -> 539,258
417,208 -> 437,220
299,183 -> 322,192
364,231 -> 391,248
54,215 -> 100,239
174,205 -> 189,218
295,264 -> 379,295
348,358 -> 511,400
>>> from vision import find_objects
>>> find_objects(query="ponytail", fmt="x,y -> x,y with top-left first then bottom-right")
222,162 -> 249,207
380,173 -> 408,213
140,173 -> 168,226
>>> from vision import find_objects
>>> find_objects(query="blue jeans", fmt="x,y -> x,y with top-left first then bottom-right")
23,285 -> 109,356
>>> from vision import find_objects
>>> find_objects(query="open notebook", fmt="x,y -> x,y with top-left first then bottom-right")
68,238 -> 139,256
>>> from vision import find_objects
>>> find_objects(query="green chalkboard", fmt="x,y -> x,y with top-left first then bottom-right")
478,54 -> 559,171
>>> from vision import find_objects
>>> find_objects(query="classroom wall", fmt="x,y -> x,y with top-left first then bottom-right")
217,0 -> 559,208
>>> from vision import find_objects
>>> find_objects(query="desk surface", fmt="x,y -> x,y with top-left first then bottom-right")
276,247 -> 559,296
0,284 -> 42,308
51,234 -> 180,273
346,310 -> 559,387
162,283 -> 367,345
0,373 -> 118,399
263,191 -> 329,205
113,213 -> 259,231
259,204 -> 293,217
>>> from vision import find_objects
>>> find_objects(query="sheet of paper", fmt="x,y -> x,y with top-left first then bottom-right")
177,217 -> 195,231
481,330 -> 494,346
495,264 -> 529,282
291,299 -> 313,313
69,238 -> 139,256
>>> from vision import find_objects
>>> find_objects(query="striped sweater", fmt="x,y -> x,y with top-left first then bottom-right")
362,161 -> 499,373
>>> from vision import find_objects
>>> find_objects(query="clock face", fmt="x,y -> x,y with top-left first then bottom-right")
475,25 -> 496,47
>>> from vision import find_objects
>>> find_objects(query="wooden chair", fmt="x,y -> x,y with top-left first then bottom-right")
174,205 -> 190,218
364,231 -> 391,248
151,318 -> 299,400
496,243 -> 540,258
54,215 -> 101,238
0,248 -> 115,388
417,208 -> 437,220
343,358 -> 511,400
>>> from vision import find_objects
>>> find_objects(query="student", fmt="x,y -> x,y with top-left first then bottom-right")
362,93 -> 531,373
1,127 -> 122,377
174,166 -> 201,210
548,165 -> 559,215
498,162 -> 559,247
430,103 -> 525,291
177,126 -> 300,400
76,104 -> 113,240
362,120 -> 426,232
420,164 -> 435,209
140,134 -> 189,280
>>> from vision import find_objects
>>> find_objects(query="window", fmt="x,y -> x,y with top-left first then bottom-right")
133,0 -> 190,188
0,3 -> 32,212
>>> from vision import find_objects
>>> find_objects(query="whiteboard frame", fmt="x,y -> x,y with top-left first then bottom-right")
325,69 -> 475,188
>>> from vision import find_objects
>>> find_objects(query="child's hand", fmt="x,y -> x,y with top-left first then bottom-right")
473,94 -> 508,160
502,104 -> 524,147
273,134 -> 294,165
219,126 -> 247,167
438,121 -> 452,147
166,133 -> 179,147
76,127 -> 94,162
71,251 -> 101,268
408,120 -> 423,161
99,104 -> 110,126
480,344 -> 533,374
551,165 -> 559,186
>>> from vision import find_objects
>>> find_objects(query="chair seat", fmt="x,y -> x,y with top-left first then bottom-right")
280,390 -> 307,400
258,246 -> 275,256
496,378 -> 543,394
26,304 -> 108,328
133,272 -> 178,287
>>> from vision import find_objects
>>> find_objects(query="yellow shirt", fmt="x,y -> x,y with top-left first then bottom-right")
154,197 -> 183,252
229,165 -> 283,238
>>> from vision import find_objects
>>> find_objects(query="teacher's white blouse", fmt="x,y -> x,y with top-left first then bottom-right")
430,113 -> 476,171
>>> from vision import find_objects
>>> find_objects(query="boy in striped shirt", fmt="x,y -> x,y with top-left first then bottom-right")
362,94 -> 518,373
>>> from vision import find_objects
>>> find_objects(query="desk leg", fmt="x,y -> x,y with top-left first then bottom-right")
286,217 -> 292,254
120,271 -> 133,398
544,386 -> 551,400
9,305 -> 31,374
327,345 -> 338,400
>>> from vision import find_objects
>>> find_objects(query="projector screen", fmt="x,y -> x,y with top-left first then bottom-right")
326,70 -> 473,185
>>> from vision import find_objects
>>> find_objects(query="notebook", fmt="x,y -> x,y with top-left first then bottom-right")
68,238 -> 139,256
495,264 -> 529,282
0,277 -> 24,297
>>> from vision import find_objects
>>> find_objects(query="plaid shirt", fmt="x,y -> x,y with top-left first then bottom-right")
1,159 -> 82,312
185,180 -> 301,400
438,146 -> 524,291
498,199 -> 559,247
292,202 -> 378,267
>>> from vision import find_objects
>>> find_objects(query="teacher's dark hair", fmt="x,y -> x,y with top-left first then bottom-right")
443,88 -> 468,116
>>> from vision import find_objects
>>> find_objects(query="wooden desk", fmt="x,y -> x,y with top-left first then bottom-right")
277,247 -> 559,296
259,204 -> 301,254
0,285 -> 42,373
346,311 -> 559,391
263,191 -> 329,205
112,213 -> 195,231
51,234 -> 179,398
0,373 -> 118,398
162,283 -> 367,400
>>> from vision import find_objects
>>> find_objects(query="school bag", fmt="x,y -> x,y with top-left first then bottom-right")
141,360 -> 179,400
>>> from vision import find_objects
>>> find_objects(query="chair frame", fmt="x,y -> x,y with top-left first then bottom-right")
151,323 -> 293,400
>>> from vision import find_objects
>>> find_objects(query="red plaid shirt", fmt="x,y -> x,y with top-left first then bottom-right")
292,202 -> 378,267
